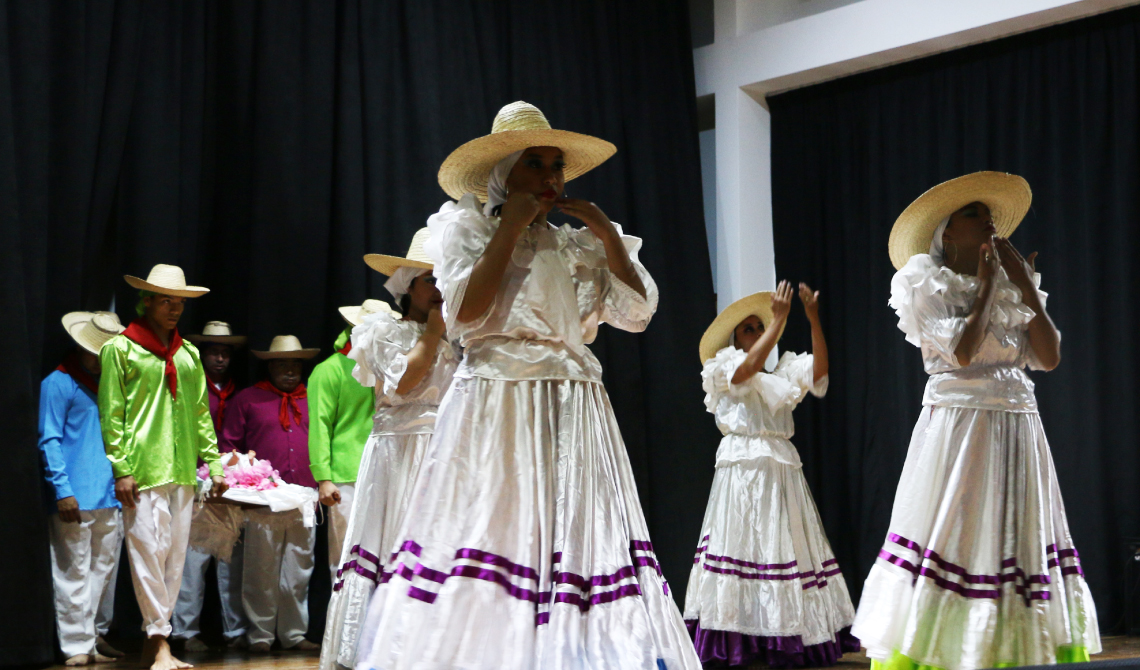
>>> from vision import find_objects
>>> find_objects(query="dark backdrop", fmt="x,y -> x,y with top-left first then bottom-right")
769,5 -> 1140,634
0,1 -> 718,664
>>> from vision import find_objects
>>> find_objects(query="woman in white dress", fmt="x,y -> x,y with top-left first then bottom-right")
852,172 -> 1100,670
684,281 -> 858,667
319,230 -> 459,670
353,102 -> 701,670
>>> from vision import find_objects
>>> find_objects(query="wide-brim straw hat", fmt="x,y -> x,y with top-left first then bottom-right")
124,264 -> 210,298
186,321 -> 247,347
699,292 -> 787,364
438,101 -> 617,201
364,228 -> 433,276
252,335 -> 319,360
888,171 -> 1032,270
339,299 -> 396,328
62,311 -> 125,355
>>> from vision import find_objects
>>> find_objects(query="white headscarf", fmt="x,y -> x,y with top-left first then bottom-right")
928,215 -> 952,265
384,266 -> 425,306
483,150 -> 524,217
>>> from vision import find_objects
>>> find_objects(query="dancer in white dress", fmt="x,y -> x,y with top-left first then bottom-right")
852,172 -> 1100,670
353,102 -> 701,669
320,232 -> 459,670
685,281 -> 858,667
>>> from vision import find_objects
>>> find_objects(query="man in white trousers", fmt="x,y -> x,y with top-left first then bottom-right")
99,266 -> 227,670
40,311 -> 127,666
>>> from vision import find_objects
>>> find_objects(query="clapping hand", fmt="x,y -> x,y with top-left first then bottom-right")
771,280 -> 793,323
799,283 -> 820,321
994,237 -> 1038,291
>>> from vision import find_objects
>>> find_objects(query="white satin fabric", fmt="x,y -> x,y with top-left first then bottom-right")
353,197 -> 699,670
684,348 -> 854,642
851,255 -> 1100,670
320,312 -> 458,670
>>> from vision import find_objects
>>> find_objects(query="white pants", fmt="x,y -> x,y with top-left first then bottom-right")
49,508 -> 123,657
123,484 -> 194,638
326,483 -> 355,579
242,508 -> 315,647
172,537 -> 247,641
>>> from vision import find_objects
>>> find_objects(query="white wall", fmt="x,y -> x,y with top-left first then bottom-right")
697,0 -> 1140,310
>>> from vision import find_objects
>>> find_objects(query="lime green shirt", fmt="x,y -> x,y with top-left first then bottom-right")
307,330 -> 375,483
98,335 -> 223,490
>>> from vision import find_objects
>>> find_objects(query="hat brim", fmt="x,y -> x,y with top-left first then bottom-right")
186,335 -> 247,347
438,129 -> 617,201
124,275 -> 210,298
888,172 -> 1031,270
363,254 -> 433,276
251,349 -> 320,360
62,311 -> 125,355
699,292 -> 787,364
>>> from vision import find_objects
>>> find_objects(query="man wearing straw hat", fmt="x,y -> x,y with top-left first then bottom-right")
170,321 -> 249,652
221,335 -> 320,652
40,311 -> 126,666
308,303 -> 379,580
98,264 -> 227,670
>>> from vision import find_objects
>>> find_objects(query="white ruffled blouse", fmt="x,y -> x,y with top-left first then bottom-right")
422,194 -> 659,382
702,347 -> 828,441
348,310 -> 460,435
889,253 -> 1055,412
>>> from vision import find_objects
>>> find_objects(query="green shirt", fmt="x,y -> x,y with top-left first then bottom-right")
98,335 -> 223,490
307,329 -> 375,483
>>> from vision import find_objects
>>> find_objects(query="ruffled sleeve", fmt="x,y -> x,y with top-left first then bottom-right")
348,311 -> 423,401
701,346 -> 805,413
423,194 -> 500,336
1020,273 -> 1059,371
563,223 -> 659,334
773,351 -> 828,399
889,255 -> 969,368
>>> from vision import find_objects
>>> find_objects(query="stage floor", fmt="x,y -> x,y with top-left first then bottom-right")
42,636 -> 1140,670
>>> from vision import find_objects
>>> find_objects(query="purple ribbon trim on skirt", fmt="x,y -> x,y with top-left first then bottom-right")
686,621 -> 860,668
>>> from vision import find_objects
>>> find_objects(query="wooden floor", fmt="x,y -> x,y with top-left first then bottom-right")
41,636 -> 1140,670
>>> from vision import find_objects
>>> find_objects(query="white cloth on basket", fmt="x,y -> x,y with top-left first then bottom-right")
851,254 -> 1100,670
49,507 -> 122,657
122,483 -> 195,638
353,196 -> 699,670
319,312 -> 458,670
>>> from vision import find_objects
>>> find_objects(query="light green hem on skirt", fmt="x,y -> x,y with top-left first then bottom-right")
870,645 -> 1091,670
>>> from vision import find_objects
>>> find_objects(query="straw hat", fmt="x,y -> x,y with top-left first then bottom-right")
62,311 -> 125,355
698,292 -> 787,364
339,299 -> 396,328
251,335 -> 319,360
186,321 -> 247,347
364,228 -> 433,276
438,101 -> 617,201
124,264 -> 210,298
888,172 -> 1032,270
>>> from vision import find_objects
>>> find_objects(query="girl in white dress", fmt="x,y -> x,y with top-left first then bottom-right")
353,102 -> 701,669
852,172 -> 1100,670
319,230 -> 459,670
685,281 -> 857,667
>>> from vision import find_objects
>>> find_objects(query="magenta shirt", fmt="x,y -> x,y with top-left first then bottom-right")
219,385 -> 317,488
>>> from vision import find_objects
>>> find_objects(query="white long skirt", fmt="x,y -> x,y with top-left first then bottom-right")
683,434 -> 857,667
852,406 -> 1101,670
353,377 -> 702,670
320,431 -> 431,670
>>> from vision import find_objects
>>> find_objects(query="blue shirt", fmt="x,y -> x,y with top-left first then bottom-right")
39,370 -> 119,511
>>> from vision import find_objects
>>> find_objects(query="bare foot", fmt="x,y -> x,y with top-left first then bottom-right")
150,638 -> 192,670
286,639 -> 319,651
64,654 -> 91,666
96,637 -> 125,658
248,642 -> 271,653
92,653 -> 117,663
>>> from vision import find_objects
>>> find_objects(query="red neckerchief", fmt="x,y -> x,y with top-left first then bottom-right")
253,380 -> 308,432
56,351 -> 99,396
208,378 -> 237,430
337,340 -> 352,355
123,318 -> 184,398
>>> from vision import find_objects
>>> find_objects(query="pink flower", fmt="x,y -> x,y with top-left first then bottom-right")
197,463 -> 210,481
219,455 -> 280,490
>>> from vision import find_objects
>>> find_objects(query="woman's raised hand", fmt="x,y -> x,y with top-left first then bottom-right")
977,241 -> 1000,282
994,237 -> 1037,291
771,280 -> 794,323
500,191 -> 541,229
798,282 -> 820,320
426,306 -> 446,338
555,198 -> 616,238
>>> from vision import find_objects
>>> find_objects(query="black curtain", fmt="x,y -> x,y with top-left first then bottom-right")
769,6 -> 1140,633
0,1 -> 715,665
